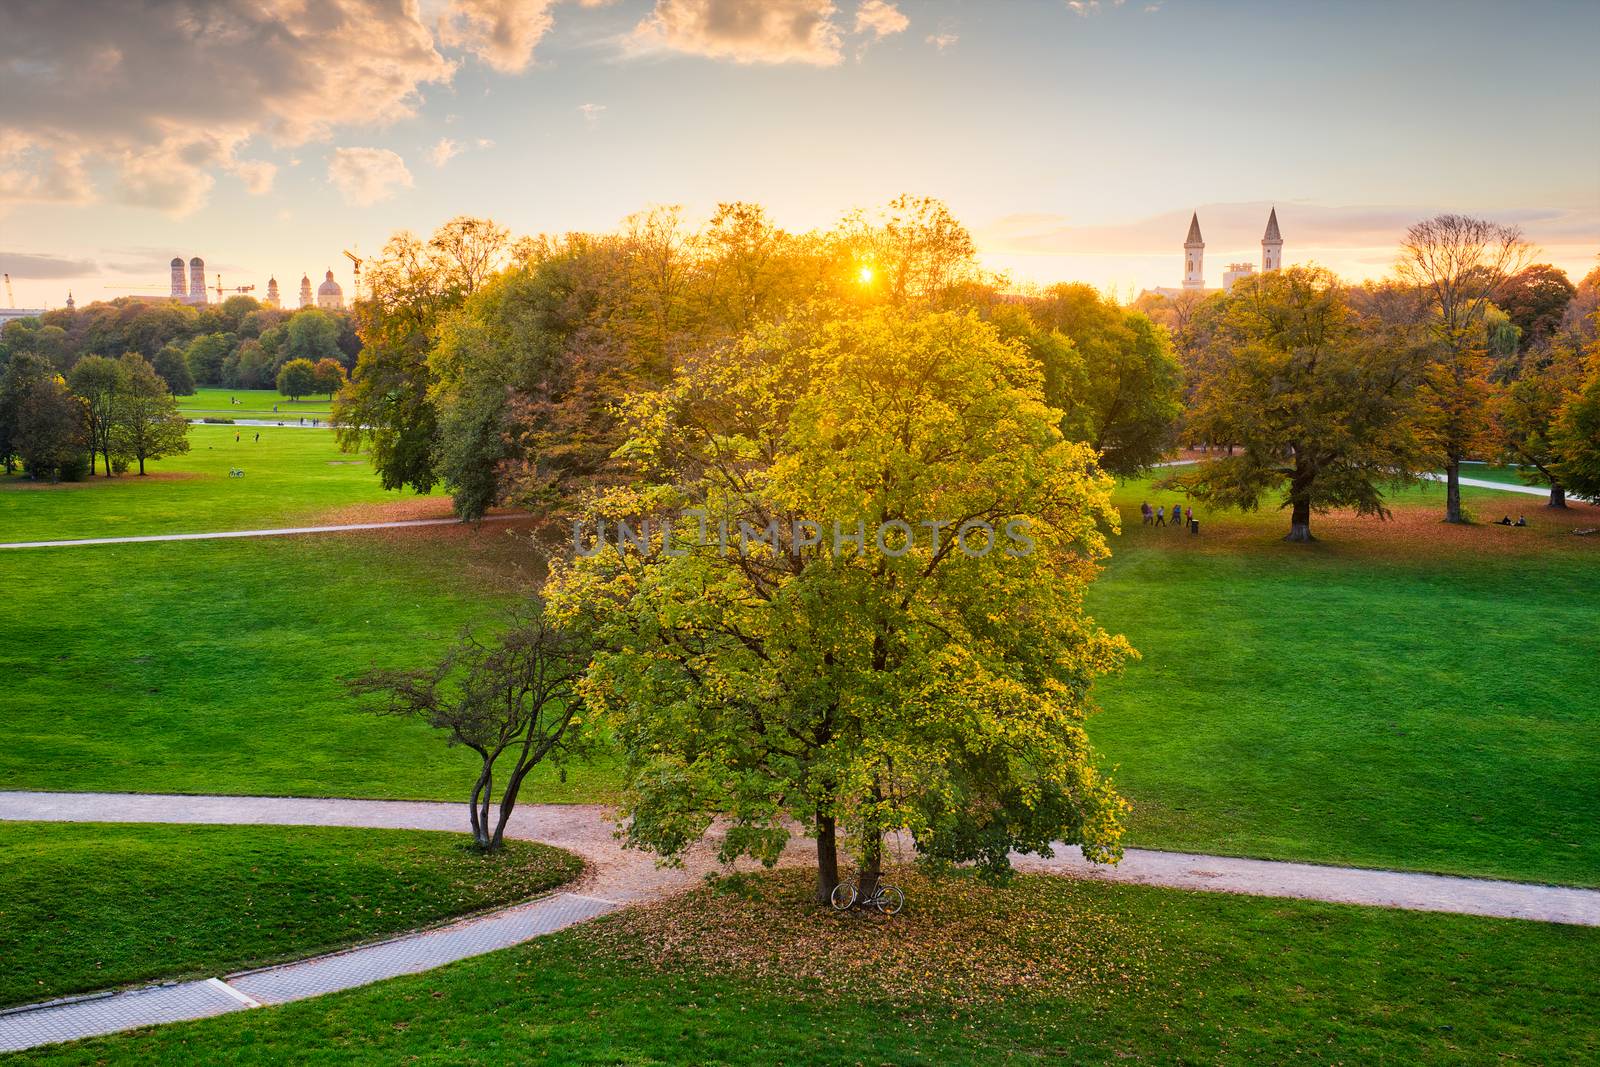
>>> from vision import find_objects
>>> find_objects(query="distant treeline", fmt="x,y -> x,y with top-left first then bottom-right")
0,296 -> 360,396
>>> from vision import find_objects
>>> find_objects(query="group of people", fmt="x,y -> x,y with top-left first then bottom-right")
1141,501 -> 1194,530
1494,515 -> 1528,527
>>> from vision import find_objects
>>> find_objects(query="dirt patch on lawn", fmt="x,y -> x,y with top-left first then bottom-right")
579,867 -> 1151,1006
315,497 -> 461,524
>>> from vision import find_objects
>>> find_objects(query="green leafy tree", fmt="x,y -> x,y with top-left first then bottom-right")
16,374 -> 89,482
233,340 -> 273,390
1173,267 -> 1430,542
1552,358 -> 1600,502
151,344 -> 195,395
547,307 -> 1132,905
276,358 -> 318,401
287,309 -> 342,363
68,354 -> 128,476
1,351 -> 58,473
1494,340 -> 1587,506
183,332 -> 232,387
1025,284 -> 1185,475
312,357 -> 346,400
336,217 -> 510,494
111,353 -> 190,475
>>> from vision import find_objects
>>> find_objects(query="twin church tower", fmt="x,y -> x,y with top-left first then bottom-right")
1182,207 -> 1282,292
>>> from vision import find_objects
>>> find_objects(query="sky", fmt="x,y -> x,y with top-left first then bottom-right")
2,0 -> 1597,309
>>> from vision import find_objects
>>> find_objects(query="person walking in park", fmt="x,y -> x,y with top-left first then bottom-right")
1141,501 -> 1152,525
254,432 -> 259,443
234,431 -> 240,443
1185,505 -> 1194,529
1155,505 -> 1166,528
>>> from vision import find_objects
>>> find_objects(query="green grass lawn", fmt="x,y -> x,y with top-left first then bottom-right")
0,424 -> 427,542
0,821 -> 580,1008
1088,478 -> 1600,886
176,387 -> 333,418
14,869 -> 1597,1064
0,533 -> 618,803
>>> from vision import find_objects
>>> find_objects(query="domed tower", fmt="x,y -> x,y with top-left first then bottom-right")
317,270 -> 344,311
189,257 -> 206,304
65,290 -> 75,311
1261,207 -> 1283,273
266,276 -> 281,309
170,257 -> 187,299
298,274 -> 313,309
1182,213 -> 1205,290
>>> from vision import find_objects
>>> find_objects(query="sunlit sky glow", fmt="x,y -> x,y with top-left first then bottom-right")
2,0 -> 1596,307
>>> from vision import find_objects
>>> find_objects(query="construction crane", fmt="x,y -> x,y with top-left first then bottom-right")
212,275 -> 255,301
3,273 -> 13,309
342,249 -> 362,300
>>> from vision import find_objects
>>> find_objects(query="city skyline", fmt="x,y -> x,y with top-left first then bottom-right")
2,0 -> 1596,307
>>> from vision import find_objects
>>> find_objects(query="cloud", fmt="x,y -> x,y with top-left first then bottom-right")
327,147 -> 414,206
853,1 -> 907,39
629,0 -> 844,65
0,251 -> 97,280
430,137 -> 463,167
438,0 -> 556,73
228,158 -> 277,195
0,0 -> 453,213
578,102 -> 607,125
925,31 -> 957,52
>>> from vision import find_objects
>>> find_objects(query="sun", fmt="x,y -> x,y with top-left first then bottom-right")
857,264 -> 875,285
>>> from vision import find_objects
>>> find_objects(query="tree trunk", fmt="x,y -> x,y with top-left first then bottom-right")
467,764 -> 493,849
1444,458 -> 1465,523
857,838 -> 883,902
138,454 -> 146,475
814,813 -> 839,906
1549,483 -> 1567,509
1285,458 -> 1315,542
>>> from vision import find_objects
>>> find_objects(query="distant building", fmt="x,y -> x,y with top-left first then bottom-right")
316,270 -> 343,311
0,307 -> 48,325
266,276 -> 281,309
164,256 -> 209,306
298,274 -> 313,309
1143,209 -> 1284,300
189,257 -> 207,304
1222,262 -> 1256,292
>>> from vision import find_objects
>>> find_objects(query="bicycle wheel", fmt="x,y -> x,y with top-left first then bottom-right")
875,884 -> 904,915
830,880 -> 858,911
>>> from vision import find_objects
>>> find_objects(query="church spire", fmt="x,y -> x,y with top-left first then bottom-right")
1183,212 -> 1205,289
1261,207 -> 1283,272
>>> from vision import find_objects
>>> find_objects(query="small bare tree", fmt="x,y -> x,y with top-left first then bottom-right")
1398,215 -> 1534,522
351,604 -> 591,850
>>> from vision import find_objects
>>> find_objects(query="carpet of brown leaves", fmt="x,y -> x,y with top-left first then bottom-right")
0,471 -> 203,491
1114,497 -> 1600,562
578,867 -> 1151,1006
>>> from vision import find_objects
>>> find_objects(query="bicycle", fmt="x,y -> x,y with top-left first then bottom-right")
829,878 -> 905,915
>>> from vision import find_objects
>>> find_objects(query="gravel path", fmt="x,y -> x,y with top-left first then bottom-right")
0,514 -> 519,551
3,790 -> 1597,1051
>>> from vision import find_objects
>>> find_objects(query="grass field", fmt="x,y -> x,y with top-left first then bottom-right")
0,531 -> 618,803
1087,479 -> 1600,886
176,387 -> 333,418
14,868 -> 1597,1064
0,424 -> 441,542
0,821 -> 580,1008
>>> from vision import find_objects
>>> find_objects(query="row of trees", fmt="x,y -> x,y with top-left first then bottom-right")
0,297 -> 357,395
1144,220 -> 1600,538
335,204 -> 1184,518
0,350 -> 189,480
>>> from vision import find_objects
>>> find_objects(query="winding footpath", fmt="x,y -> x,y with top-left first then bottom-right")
0,514 -> 521,551
2,790 -> 1597,1054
